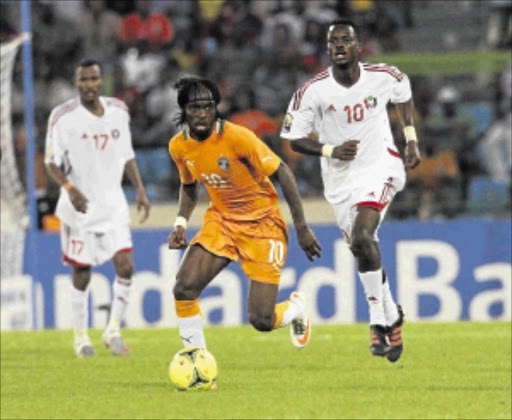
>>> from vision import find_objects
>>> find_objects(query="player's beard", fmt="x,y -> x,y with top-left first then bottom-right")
190,125 -> 213,141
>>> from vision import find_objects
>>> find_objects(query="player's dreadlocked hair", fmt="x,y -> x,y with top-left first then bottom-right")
174,77 -> 221,125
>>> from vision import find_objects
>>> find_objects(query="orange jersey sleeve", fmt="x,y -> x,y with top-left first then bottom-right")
168,120 -> 282,221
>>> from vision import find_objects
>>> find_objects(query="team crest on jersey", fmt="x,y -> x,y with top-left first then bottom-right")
111,129 -> 120,139
364,96 -> 378,109
218,156 -> 229,171
282,113 -> 293,132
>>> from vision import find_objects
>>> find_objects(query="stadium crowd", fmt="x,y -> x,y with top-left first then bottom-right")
1,0 -> 510,228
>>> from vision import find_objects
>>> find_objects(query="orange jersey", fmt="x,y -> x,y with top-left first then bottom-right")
169,120 -> 282,221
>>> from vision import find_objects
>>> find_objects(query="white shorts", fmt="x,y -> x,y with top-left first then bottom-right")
332,176 -> 403,243
60,222 -> 133,267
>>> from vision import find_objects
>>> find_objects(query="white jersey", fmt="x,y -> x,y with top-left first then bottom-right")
281,62 -> 411,204
45,96 -> 135,231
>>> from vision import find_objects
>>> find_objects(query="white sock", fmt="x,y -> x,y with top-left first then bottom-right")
71,286 -> 89,340
108,276 -> 131,331
382,275 -> 399,326
177,314 -> 206,348
359,269 -> 386,326
276,298 -> 303,328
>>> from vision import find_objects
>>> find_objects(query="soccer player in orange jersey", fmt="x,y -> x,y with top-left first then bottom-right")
168,77 -> 321,350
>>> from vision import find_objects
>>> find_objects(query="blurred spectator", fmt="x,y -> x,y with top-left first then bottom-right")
478,105 -> 512,186
0,2 -> 18,43
486,0 -> 512,49
422,86 -> 482,199
118,0 -> 174,52
364,3 -> 402,52
118,41 -> 165,94
40,0 -> 85,22
31,1 -> 80,79
407,86 -> 475,219
229,84 -> 280,155
208,0 -> 262,47
76,0 -> 121,77
297,18 -> 326,74
259,0 -> 307,51
144,57 -> 182,147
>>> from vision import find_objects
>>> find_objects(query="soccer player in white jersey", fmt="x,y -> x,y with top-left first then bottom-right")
45,59 -> 151,358
280,19 -> 421,362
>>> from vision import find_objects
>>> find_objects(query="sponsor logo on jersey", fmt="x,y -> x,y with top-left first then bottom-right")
327,104 -> 337,112
81,133 -> 88,139
111,129 -> 120,139
282,113 -> 293,132
218,156 -> 229,171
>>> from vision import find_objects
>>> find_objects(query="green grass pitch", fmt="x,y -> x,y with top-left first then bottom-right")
1,321 -> 510,419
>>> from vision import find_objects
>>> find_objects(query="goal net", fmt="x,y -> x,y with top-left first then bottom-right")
1,34 -> 30,280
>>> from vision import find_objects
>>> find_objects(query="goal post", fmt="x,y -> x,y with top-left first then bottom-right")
1,0 -> 39,330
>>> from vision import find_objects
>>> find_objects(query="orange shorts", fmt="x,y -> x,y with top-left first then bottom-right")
190,207 -> 288,284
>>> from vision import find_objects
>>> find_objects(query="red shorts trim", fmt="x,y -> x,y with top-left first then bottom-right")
62,253 -> 91,268
357,201 -> 387,211
115,247 -> 133,255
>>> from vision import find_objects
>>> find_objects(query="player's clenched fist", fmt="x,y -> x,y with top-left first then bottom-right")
332,140 -> 360,161
67,186 -> 89,213
168,226 -> 188,249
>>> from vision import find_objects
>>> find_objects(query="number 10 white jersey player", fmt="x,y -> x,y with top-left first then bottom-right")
280,19 -> 422,362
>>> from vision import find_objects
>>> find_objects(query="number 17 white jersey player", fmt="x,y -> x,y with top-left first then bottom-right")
44,59 -> 150,359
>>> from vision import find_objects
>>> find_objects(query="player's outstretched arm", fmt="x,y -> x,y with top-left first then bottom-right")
395,99 -> 421,169
46,162 -> 89,213
274,162 -> 321,261
125,158 -> 151,223
168,182 -> 198,249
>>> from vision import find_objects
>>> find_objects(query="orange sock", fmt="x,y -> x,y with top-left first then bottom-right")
175,300 -> 201,318
273,301 -> 290,329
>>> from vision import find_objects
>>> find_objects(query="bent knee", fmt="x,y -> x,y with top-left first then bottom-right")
173,277 -> 199,301
116,264 -> 133,279
350,230 -> 374,255
248,312 -> 273,332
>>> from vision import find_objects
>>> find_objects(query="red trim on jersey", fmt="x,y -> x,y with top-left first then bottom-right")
292,70 -> 329,110
62,253 -> 91,268
49,99 -> 80,134
363,63 -> 404,81
387,147 -> 401,158
115,247 -> 133,255
356,201 -> 387,211
105,97 -> 129,113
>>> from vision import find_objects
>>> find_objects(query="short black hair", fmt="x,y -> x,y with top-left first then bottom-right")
174,77 -> 221,125
327,18 -> 359,39
76,58 -> 103,74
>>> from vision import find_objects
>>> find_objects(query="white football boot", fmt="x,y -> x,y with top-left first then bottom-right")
75,337 -> 96,358
102,329 -> 130,356
289,291 -> 311,349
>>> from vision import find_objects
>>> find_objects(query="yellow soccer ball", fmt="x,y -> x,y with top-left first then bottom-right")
169,346 -> 218,391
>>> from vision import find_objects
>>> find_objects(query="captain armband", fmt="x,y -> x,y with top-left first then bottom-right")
321,144 -> 335,158
174,216 -> 188,229
403,126 -> 418,143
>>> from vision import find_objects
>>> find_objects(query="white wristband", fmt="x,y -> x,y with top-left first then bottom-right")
321,144 -> 335,158
174,216 -> 187,229
403,126 -> 418,143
